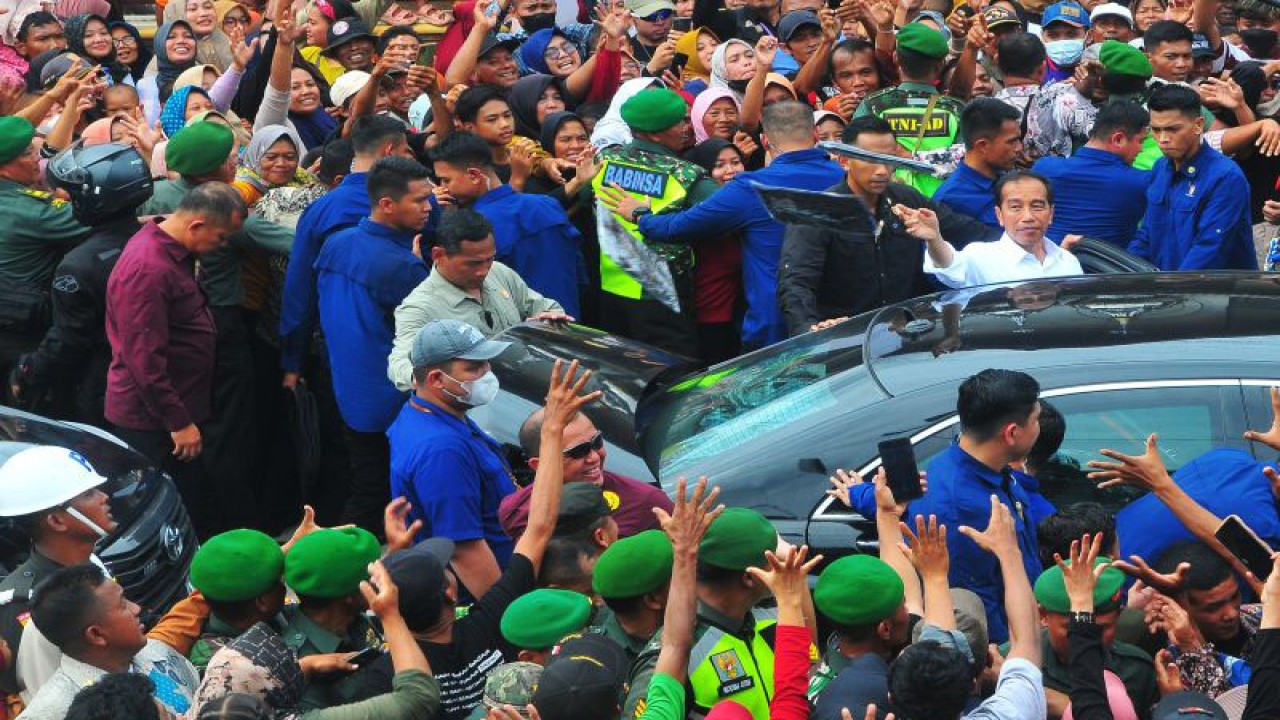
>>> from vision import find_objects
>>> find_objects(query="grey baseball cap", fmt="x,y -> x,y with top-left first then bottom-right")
410,319 -> 511,368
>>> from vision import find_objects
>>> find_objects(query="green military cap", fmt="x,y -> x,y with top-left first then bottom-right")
482,662 -> 543,714
1099,40 -> 1152,78
284,527 -> 381,599
0,116 -> 35,165
620,88 -> 688,133
1034,557 -> 1126,614
165,121 -> 235,177
190,529 -> 285,602
500,588 -> 593,650
815,555 -> 905,626
593,529 -> 673,599
896,22 -> 950,59
555,483 -> 612,537
699,507 -> 777,571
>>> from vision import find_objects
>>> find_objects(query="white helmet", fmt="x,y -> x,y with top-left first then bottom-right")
0,445 -> 109,517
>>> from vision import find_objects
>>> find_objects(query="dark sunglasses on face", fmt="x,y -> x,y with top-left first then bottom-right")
637,9 -> 673,22
563,431 -> 605,459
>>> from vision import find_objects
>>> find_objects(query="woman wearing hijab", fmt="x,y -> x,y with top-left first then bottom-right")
691,87 -> 740,144
65,13 -> 133,85
518,12 -> 626,103
683,137 -> 746,362
255,9 -> 336,151
139,19 -> 199,125
159,84 -> 215,139
709,38 -> 758,100
232,125 -> 315,206
164,0 -> 233,70
589,76 -> 662,150
509,74 -> 571,140
674,26 -> 720,96
109,21 -> 152,81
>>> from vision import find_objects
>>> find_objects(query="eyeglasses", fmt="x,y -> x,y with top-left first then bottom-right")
636,8 -> 673,22
543,43 -> 578,60
563,431 -> 605,459
223,15 -> 249,26
113,35 -> 137,46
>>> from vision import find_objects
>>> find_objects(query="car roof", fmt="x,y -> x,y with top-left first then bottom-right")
861,272 -> 1280,397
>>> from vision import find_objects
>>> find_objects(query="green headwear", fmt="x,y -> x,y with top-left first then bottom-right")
284,527 -> 381,599
896,22 -> 949,59
815,555 -> 906,626
190,529 -> 285,602
620,88 -> 688,133
0,116 -> 35,165
500,589 -> 593,649
699,507 -> 777,571
1034,557 -> 1126,614
554,483 -> 612,537
1099,40 -> 1153,78
165,121 -> 235,177
593,529 -> 674,599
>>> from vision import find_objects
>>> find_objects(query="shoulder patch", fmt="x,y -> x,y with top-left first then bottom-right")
52,274 -> 79,293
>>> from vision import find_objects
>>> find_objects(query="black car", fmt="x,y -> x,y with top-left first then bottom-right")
476,272 -> 1280,559
0,407 -> 197,614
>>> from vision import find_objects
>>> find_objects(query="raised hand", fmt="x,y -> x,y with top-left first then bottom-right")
1244,387 -> 1280,451
900,513 -> 949,580
1087,434 -> 1174,493
746,545 -> 824,604
958,495 -> 1019,559
543,359 -> 603,430
893,204 -> 942,243
358,560 -> 401,619
1113,553 -> 1188,597
1145,593 -> 1205,652
754,35 -> 778,69
655,476 -> 724,553
383,497 -> 424,553
473,0 -> 502,31
733,130 -> 759,158
1054,532 -> 1108,612
825,467 -> 862,508
230,24 -> 253,70
1154,648 -> 1184,696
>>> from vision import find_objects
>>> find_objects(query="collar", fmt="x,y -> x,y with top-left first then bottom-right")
425,267 -> 484,308
602,610 -> 650,653
996,232 -> 1063,265
697,600 -> 754,635
287,610 -> 345,653
957,161 -> 996,185
629,138 -> 679,157
408,395 -> 472,426
766,147 -> 834,165
60,652 -> 111,686
1172,141 -> 1209,178
357,216 -> 418,249
475,184 -> 516,207
146,220 -> 195,265
205,613 -> 244,638
1075,146 -> 1125,164
897,81 -> 939,93
339,171 -> 369,188
946,442 -> 1011,490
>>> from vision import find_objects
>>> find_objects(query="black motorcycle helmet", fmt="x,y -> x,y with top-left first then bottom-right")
46,141 -> 153,225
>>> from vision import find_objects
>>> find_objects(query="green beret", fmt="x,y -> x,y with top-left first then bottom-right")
593,530 -> 673,599
499,589 -> 593,649
284,527 -> 381,599
1099,40 -> 1152,78
620,88 -> 688,133
699,507 -> 776,571
815,555 -> 906,626
896,22 -> 949,59
0,116 -> 35,165
1034,557 -> 1126,614
554,483 -> 612,537
190,529 -> 285,602
165,121 -> 235,177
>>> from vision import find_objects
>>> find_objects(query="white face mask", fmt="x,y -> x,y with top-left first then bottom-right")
1044,38 -> 1085,67
443,370 -> 500,407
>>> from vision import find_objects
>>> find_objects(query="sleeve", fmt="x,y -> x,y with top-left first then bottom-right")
1127,211 -> 1151,261
208,66 -> 242,112
387,283 -> 429,392
302,670 -> 441,720
1178,177 -> 1251,270
636,181 -> 748,243
29,264 -> 101,374
1244,628 -> 1280,720
146,592 -> 211,656
413,444 -> 489,542
921,242 -> 975,290
623,646 -> 661,720
16,200 -> 90,247
846,482 -> 878,519
966,658 -> 1047,720
777,224 -> 829,337
110,270 -> 194,431
1066,620 -> 1114,720
768,625 -> 814,720
278,206 -> 322,373
466,553 -> 537,636
933,195 -> 1002,249
433,2 -> 476,74
585,46 -> 622,103
639,673 -> 688,720
242,215 -> 294,255
254,80 -> 292,132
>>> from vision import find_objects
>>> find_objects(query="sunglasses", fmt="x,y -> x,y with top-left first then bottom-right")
563,431 -> 605,459
636,8 -> 673,22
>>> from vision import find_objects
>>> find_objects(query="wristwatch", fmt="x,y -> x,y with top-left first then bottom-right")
1070,611 -> 1095,624
631,207 -> 652,222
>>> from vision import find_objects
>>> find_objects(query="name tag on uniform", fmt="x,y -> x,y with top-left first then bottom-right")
602,162 -> 669,198
882,110 -> 952,138
711,649 -> 755,697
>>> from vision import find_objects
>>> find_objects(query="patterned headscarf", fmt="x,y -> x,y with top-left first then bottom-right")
160,85 -> 212,138
195,623 -> 306,720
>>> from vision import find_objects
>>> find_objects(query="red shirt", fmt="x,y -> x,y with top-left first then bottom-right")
498,470 -> 674,539
104,220 -> 217,432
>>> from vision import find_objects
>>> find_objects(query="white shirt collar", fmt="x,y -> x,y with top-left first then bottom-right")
996,233 -> 1064,266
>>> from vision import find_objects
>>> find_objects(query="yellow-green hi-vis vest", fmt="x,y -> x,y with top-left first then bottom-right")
592,145 -> 704,299
864,86 -> 964,198
687,607 -> 778,720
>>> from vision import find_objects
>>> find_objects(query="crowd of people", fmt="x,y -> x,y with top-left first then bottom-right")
0,0 -> 1279,716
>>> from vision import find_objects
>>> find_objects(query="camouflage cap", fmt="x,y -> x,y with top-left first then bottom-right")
482,662 -> 543,713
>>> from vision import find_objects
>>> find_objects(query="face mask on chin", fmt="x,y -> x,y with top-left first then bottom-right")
727,78 -> 750,93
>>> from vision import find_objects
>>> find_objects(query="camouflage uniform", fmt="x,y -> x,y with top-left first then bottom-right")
463,661 -> 542,720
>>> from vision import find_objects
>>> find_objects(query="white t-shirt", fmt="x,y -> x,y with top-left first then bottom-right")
924,233 -> 1083,289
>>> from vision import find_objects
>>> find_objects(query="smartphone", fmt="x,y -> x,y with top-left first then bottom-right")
417,45 -> 434,67
672,16 -> 692,31
878,438 -> 923,502
346,646 -> 384,667
1216,515 -> 1275,581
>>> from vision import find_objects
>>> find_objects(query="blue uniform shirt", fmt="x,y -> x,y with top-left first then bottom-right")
315,218 -> 428,432
472,184 -> 584,318
1128,142 -> 1257,270
932,162 -> 999,229
636,147 -> 844,348
279,172 -> 369,372
1033,147 -> 1149,248
387,396 -> 517,566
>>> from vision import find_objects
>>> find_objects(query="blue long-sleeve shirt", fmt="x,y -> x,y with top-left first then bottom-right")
315,218 -> 428,433
636,148 -> 844,348
1032,147 -> 1149,248
279,172 -> 370,373
1127,142 -> 1257,270
471,184 -> 583,318
932,162 -> 1000,229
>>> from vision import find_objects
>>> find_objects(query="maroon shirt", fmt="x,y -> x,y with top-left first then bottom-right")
499,471 -> 674,539
104,220 -> 217,432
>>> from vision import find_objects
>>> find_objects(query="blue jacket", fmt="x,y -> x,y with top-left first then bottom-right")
279,172 -> 369,372
637,148 -> 844,348
472,184 -> 583,318
933,162 -> 999,229
1128,143 -> 1257,270
1033,147 -> 1149,248
315,218 -> 428,433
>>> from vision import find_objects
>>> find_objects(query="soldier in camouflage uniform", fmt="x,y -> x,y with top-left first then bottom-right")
855,23 -> 966,197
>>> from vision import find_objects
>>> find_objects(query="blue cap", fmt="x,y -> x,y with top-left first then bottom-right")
409,319 -> 511,368
1191,32 -> 1215,57
1043,1 -> 1090,28
778,10 -> 820,42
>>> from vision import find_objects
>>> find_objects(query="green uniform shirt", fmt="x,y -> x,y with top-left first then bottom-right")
854,82 -> 966,197
0,550 -> 61,693
0,178 -> 92,284
189,613 -> 288,673
281,605 -> 382,712
300,669 -> 441,720
587,606 -> 653,664
1000,629 -> 1158,714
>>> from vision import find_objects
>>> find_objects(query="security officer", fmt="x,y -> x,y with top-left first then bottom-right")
622,508 -> 780,720
186,529 -> 288,672
281,527 -> 384,711
499,588 -> 594,665
588,87 -> 720,355
0,446 -> 116,699
9,142 -> 153,425
588,529 -> 674,663
855,23 -> 965,197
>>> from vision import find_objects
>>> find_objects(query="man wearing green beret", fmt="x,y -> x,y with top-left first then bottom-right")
855,22 -> 966,197
281,526 -> 385,711
622,507 -> 784,720
499,588 -> 594,665
585,87 -> 719,356
186,529 -> 288,672
587,529 -> 674,661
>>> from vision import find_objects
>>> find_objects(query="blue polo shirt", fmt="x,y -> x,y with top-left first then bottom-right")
472,184 -> 584,318
933,162 -> 999,229
1033,147 -> 1149,248
387,396 -> 516,567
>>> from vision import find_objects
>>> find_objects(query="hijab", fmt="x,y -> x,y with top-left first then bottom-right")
214,0 -> 253,28
510,73 -> 570,140
287,62 -> 338,150
164,0 -> 233,70
765,72 -> 797,99
540,110 -> 583,155
236,124 -> 313,194
591,76 -> 661,150
108,21 -> 152,80
160,84 -> 211,138
81,116 -> 120,145
155,20 -> 198,102
675,27 -> 719,82
710,38 -> 754,97
691,87 -> 739,143
683,137 -> 742,177
195,623 -> 306,720
64,14 -> 130,85
519,28 -> 568,76
174,63 -> 218,93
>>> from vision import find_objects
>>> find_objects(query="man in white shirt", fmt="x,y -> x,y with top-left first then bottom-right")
902,170 -> 1083,289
